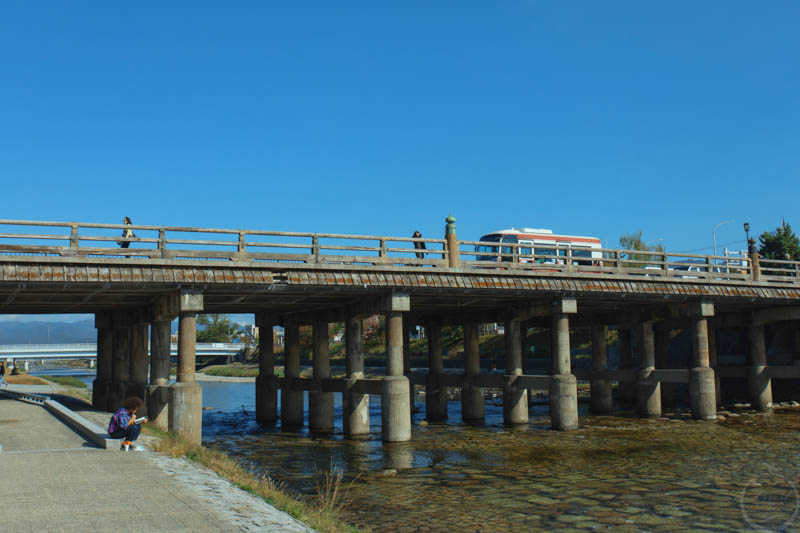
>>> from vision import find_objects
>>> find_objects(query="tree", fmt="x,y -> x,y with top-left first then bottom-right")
619,231 -> 664,266
758,220 -> 800,261
196,314 -> 241,343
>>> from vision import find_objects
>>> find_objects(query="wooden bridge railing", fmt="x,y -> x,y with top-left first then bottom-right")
0,218 -> 798,285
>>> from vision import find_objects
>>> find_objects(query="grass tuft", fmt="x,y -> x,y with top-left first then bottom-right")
37,375 -> 88,388
147,428 -> 363,532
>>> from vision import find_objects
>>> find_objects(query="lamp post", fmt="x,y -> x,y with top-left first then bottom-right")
713,220 -> 735,258
744,222 -> 751,253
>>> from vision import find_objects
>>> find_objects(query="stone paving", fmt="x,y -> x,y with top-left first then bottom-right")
0,393 -> 314,533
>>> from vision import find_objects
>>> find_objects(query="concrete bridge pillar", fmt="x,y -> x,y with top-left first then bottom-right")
23,361 -> 29,371
748,323 -> 772,411
382,292 -> 411,442
309,318 -> 334,432
590,324 -> 612,414
707,325 -> 722,408
425,322 -> 447,420
550,305 -> 578,430
128,323 -> 149,408
636,320 -> 661,418
255,313 -> 278,423
169,290 -> 203,446
108,317 -> 131,412
403,316 -> 416,415
281,321 -> 304,428
147,320 -> 172,430
462,321 -> 484,423
344,316 -> 369,435
92,314 -> 113,411
690,310 -> 717,420
655,327 -> 675,409
617,328 -> 636,404
503,317 -> 528,425
88,359 -> 95,369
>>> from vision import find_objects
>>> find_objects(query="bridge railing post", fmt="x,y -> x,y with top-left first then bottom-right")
445,215 -> 459,268
379,238 -> 387,259
237,231 -> 246,260
158,228 -> 167,259
69,224 -> 79,253
312,234 -> 320,262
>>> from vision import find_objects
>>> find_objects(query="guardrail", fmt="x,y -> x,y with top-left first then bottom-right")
0,219 -> 798,284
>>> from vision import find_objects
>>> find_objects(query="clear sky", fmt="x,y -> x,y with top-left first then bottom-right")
1,2 -> 798,257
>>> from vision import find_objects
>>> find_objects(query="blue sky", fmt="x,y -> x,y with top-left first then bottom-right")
1,3 -> 798,293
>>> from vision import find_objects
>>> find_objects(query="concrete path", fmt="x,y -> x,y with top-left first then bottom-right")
0,393 -> 314,533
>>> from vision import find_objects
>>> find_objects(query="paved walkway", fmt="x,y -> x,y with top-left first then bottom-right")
0,392 -> 314,533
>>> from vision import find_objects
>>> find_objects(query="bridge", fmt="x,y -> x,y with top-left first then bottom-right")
0,343 -> 243,370
1,217 -> 799,444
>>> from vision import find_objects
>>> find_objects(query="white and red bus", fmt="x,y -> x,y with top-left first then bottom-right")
475,227 -> 602,265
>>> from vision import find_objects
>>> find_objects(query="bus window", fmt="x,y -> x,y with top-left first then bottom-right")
476,234 -> 501,261
572,248 -> 593,266
534,246 -> 557,264
500,235 -> 518,262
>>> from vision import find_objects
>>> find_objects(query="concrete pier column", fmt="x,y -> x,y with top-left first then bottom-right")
169,290 -> 203,445
708,325 -> 722,408
655,327 -> 675,408
550,309 -> 578,430
109,317 -> 131,412
617,329 -> 636,404
403,316 -> 415,414
281,321 -> 304,428
92,313 -> 113,411
426,323 -> 448,420
462,321 -> 484,423
503,317 -> 528,425
748,323 -> 772,411
128,323 -> 149,406
309,318 -> 334,432
590,324 -> 612,414
636,320 -> 661,418
382,292 -> 411,442
344,316 -> 369,435
690,314 -> 717,420
147,320 -> 171,430
255,313 -> 278,423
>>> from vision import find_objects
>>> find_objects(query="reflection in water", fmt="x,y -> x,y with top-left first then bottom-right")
201,382 -> 800,532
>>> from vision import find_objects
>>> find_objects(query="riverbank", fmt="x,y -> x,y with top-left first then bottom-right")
16,376 -> 361,533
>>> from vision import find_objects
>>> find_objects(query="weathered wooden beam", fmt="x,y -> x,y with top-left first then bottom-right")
753,307 -> 800,327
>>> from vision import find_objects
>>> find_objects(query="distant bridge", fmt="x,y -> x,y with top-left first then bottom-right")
0,342 -> 243,361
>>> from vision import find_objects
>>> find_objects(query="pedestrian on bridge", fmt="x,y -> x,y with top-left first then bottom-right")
0,361 -> 6,387
118,216 -> 136,250
108,396 -> 146,450
412,230 -> 426,259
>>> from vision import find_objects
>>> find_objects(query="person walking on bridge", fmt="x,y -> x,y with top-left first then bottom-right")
0,362 -> 7,387
108,396 -> 146,450
412,230 -> 426,259
118,216 -> 136,250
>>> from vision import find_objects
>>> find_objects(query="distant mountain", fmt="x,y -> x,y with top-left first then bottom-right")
0,319 -> 97,344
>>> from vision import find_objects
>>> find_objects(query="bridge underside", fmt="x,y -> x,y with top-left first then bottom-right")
1,261 -> 799,323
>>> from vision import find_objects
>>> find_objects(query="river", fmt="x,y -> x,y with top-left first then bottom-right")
36,369 -> 800,531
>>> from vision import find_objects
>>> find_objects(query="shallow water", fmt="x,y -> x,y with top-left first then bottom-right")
199,382 -> 800,532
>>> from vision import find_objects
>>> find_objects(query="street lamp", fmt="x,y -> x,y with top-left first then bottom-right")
744,222 -> 750,247
713,219 -> 735,258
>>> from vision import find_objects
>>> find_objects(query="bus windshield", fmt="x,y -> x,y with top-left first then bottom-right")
476,234 -> 518,261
